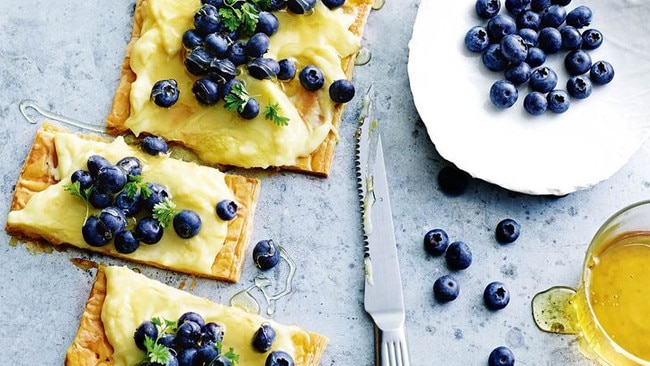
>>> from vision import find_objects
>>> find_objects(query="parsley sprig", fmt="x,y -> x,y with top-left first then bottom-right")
152,198 -> 178,228
138,317 -> 177,366
224,347 -> 240,365
123,175 -> 152,199
64,181 -> 92,220
264,102 -> 290,126
219,0 -> 271,36
224,82 -> 251,113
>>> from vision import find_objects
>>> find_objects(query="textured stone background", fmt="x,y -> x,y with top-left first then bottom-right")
1,0 -> 649,365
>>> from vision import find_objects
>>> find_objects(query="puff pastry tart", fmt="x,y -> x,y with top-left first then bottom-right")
106,0 -> 373,176
65,265 -> 328,365
5,122 -> 260,282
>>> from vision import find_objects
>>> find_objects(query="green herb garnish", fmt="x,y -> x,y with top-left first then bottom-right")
141,336 -> 171,365
223,82 -> 251,113
152,198 -> 178,228
64,181 -> 93,220
264,102 -> 290,126
219,0 -> 259,36
224,347 -> 240,365
123,174 -> 152,199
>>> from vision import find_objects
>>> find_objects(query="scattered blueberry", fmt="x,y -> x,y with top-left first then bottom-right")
537,27 -> 562,54
495,218 -> 521,244
173,210 -> 202,239
256,11 -> 279,35
566,5 -> 592,28
71,170 -> 93,190
204,33 -> 229,57
116,156 -> 142,178
504,62 -> 531,85
246,33 -> 271,58
192,78 -> 220,105
488,346 -> 515,366
247,57 -> 281,80
516,27 -> 537,47
226,40 -> 248,66
547,89 -> 570,113
114,230 -> 140,254
135,217 -> 164,245
465,26 -> 491,53
499,34 -> 527,64
96,166 -> 128,194
253,323 -> 277,352
142,183 -> 171,211
134,320 -> 159,350
329,79 -> 355,103
484,281 -> 510,310
82,215 -> 111,247
486,14 -> 517,43
322,0 -> 345,9
523,91 -> 547,115
239,97 -> 260,119
530,0 -> 550,12
475,0 -> 502,20
564,49 -> 592,76
185,47 -> 213,76
99,206 -> 127,235
194,4 -> 220,35
88,188 -> 113,209
482,44 -> 509,72
433,275 -> 460,302
286,0 -> 316,14
299,65 -> 325,91
208,58 -> 237,84
445,241 -> 473,270
560,25 -> 582,50
437,166 -> 470,196
504,0 -> 530,15
201,322 -> 225,344
150,79 -> 180,108
423,228 -> 449,256
140,135 -> 169,155
265,350 -> 295,366
182,29 -> 204,50
581,28 -> 603,50
277,58 -> 297,81
216,199 -> 238,221
87,155 -> 112,177
516,10 -> 540,30
590,60 -> 615,85
525,47 -> 546,67
529,66 -> 558,93
253,239 -> 281,270
566,75 -> 592,99
176,320 -> 202,349
489,79 -> 518,109
541,4 -> 566,28
178,311 -> 206,328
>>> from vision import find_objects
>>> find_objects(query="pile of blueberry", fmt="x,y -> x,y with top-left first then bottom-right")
134,311 -> 295,366
465,0 -> 614,115
150,0 -> 356,120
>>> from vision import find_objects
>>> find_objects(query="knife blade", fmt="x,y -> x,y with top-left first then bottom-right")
355,94 -> 411,366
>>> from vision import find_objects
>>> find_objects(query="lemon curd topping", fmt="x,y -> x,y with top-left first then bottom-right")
125,0 -> 363,168
102,266 -> 318,366
6,133 -> 236,274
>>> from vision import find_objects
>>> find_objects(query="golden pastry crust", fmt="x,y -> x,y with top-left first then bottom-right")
65,266 -> 329,366
5,122 -> 260,283
106,0 -> 373,177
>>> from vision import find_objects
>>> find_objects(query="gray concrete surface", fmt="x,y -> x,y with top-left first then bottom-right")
1,0 -> 648,365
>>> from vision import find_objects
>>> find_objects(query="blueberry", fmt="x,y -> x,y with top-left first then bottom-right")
590,60 -> 615,85
216,199 -> 238,221
488,346 -> 515,366
150,79 -> 180,108
116,156 -> 142,178
475,0 -> 501,19
157,333 -> 176,349
226,40 -> 248,66
178,311 -> 205,328
529,66 -> 558,93
505,0 -> 531,15
253,323 -> 277,352
540,4 -> 566,28
560,25 -> 582,50
504,62 -> 531,85
208,58 -> 237,84
481,44 -> 509,72
182,29 -> 204,50
114,230 -> 140,254
173,210 -> 202,239
516,10 -> 540,30
135,217 -> 164,245
219,78 -> 243,101
205,33 -> 229,57
99,206 -> 127,235
437,165 -> 470,196
489,80 -> 518,109
484,281 -> 510,310
433,275 -> 460,302
265,351 -> 294,366
277,58 -> 297,81
564,49 -> 591,76
445,241 -> 473,270
82,215 -> 111,247
495,218 -> 521,244
547,89 -> 570,113
500,34 -> 527,64
140,135 -> 169,156
87,155 -> 112,177
96,166 -> 128,194
329,80 -> 355,103
185,47 -> 213,76
530,0 -> 550,12
265,0 -> 288,11
253,239 -> 281,270
238,98 -> 260,120
566,5 -> 592,28
88,188 -> 113,209
134,320 -> 158,351
193,78 -> 220,105
177,348 -> 198,366
525,47 -> 546,67
194,4 -> 220,35
247,57 -> 281,80
299,65 -> 325,91
464,26 -> 490,53
486,14 -> 517,43
423,228 -> 449,256
201,322 -> 225,344
256,11 -> 279,36
165,354 -> 179,366
566,75 -> 592,99
175,321 -> 202,349
245,33 -> 270,58
516,28 -> 537,47
537,27 -> 562,54
523,91 -> 547,115
322,0 -> 345,9
581,28 -> 603,50
286,0 -> 316,14
71,170 -> 93,190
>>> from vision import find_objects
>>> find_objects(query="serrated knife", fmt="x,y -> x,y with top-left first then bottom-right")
355,94 -> 411,366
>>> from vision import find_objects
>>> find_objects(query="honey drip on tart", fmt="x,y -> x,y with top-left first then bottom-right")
107,0 -> 373,175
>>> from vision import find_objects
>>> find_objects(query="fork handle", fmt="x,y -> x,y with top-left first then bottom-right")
375,325 -> 411,366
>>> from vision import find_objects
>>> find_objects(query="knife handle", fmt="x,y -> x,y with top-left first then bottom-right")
374,325 -> 411,366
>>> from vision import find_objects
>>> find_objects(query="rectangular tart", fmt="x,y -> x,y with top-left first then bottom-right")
106,0 -> 373,176
5,122 -> 260,282
65,265 -> 328,365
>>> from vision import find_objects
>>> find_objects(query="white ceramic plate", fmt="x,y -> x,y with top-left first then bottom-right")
408,0 -> 650,195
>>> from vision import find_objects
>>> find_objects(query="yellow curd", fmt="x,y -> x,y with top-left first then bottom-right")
125,0 -> 363,168
6,133 -> 236,275
102,266 -> 319,366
